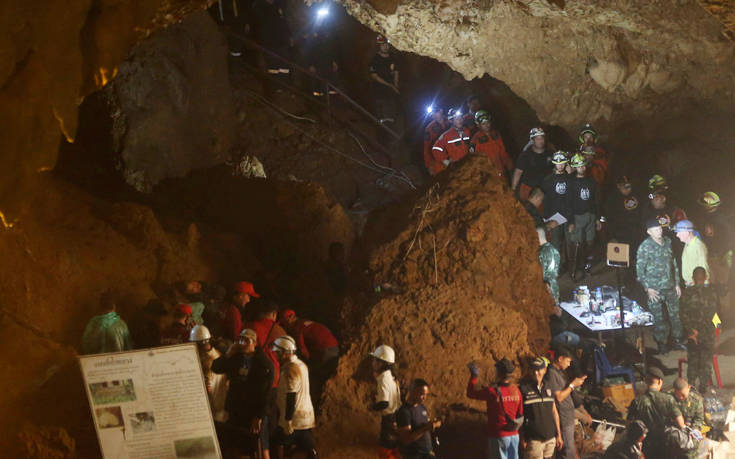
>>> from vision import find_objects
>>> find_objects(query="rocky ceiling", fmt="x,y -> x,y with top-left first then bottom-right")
346,0 -> 735,130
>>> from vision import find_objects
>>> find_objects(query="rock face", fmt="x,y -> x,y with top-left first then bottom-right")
105,11 -> 236,192
317,155 -> 552,457
0,0 -> 211,213
340,0 -> 735,131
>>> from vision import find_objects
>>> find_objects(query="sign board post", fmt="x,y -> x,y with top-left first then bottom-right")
79,343 -> 222,459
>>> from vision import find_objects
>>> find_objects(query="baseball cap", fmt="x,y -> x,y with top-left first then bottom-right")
530,357 -> 548,370
235,281 -> 260,298
239,328 -> 258,342
673,220 -> 695,233
645,218 -> 661,230
175,304 -> 193,316
646,366 -> 664,380
278,309 -> 296,324
495,358 -> 516,375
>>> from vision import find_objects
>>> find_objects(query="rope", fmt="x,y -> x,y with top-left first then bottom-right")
243,90 -> 417,189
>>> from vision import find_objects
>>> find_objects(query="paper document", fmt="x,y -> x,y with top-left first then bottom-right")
544,212 -> 568,225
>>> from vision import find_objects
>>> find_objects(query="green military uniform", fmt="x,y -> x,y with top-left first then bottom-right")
680,285 -> 719,389
539,242 -> 561,304
627,389 -> 682,458
636,235 -> 682,344
669,390 -> 705,459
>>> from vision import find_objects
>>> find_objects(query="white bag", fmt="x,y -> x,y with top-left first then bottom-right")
593,420 -> 616,450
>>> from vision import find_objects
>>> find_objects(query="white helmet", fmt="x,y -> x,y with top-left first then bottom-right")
189,325 -> 212,342
272,335 -> 297,353
370,345 -> 395,364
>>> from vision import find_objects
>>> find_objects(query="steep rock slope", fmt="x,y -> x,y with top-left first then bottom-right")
317,155 -> 552,457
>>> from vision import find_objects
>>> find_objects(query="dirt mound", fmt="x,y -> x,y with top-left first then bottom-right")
317,155 -> 553,457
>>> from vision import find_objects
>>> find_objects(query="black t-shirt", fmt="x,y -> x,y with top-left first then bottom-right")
369,53 -> 397,85
541,172 -> 572,219
520,380 -> 558,441
569,175 -> 597,215
516,147 -> 553,188
396,402 -> 432,456
604,190 -> 641,239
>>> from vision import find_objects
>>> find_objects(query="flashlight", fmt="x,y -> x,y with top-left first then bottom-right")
317,7 -> 329,18
426,105 -> 433,114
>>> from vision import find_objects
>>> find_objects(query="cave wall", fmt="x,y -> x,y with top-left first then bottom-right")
0,0 -> 212,215
341,0 -> 735,132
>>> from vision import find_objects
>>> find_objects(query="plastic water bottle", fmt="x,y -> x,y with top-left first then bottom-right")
632,301 -> 641,314
595,287 -> 603,303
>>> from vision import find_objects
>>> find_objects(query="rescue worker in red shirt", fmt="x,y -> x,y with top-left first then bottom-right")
578,124 -> 610,190
243,301 -> 287,349
279,309 -> 339,414
431,108 -> 471,174
423,107 -> 449,176
222,281 -> 259,342
467,358 -> 524,458
470,110 -> 513,184
160,304 -> 193,345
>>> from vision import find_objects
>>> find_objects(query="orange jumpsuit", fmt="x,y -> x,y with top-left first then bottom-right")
431,127 -> 471,174
423,119 -> 449,175
470,129 -> 513,181
583,145 -> 609,188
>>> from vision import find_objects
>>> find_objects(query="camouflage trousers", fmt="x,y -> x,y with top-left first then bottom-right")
547,278 -> 560,305
648,287 -> 682,343
687,336 -> 715,390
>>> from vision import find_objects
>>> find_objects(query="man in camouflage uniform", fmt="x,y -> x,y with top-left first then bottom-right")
637,219 -> 684,353
538,228 -> 561,304
680,267 -> 719,391
627,367 -> 685,458
670,377 -> 704,459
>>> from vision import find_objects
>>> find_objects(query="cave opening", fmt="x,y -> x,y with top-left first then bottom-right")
1,0 -> 735,458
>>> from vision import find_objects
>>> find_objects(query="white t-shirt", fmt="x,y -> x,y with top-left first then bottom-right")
277,356 -> 315,430
375,370 -> 401,416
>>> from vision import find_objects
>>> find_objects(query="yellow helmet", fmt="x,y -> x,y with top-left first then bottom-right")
699,191 -> 721,213
570,153 -> 587,168
648,174 -> 667,191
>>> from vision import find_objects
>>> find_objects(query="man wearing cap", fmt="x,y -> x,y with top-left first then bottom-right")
604,176 -> 642,257
423,107 -> 449,176
160,304 -> 193,345
680,267 -> 719,392
369,34 -> 400,125
519,357 -> 562,459
431,108 -> 471,174
467,358 -> 524,459
512,127 -> 553,201
641,187 -> 687,238
637,219 -> 684,353
541,152 -> 572,254
213,328 -> 275,457
674,220 -> 710,286
544,347 -> 586,459
669,377 -> 704,458
222,281 -> 260,342
601,420 -> 647,458
627,367 -> 685,458
578,124 -> 609,192
370,345 -> 401,459
470,110 -> 513,183
271,335 -> 318,459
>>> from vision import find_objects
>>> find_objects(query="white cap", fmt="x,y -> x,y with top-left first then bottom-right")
370,344 -> 395,364
189,325 -> 211,342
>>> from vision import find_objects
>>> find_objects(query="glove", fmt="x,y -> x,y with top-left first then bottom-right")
467,362 -> 480,378
284,420 -> 295,435
442,159 -> 450,166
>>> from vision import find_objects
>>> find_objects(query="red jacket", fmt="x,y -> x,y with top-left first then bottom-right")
222,304 -> 242,342
470,130 -> 513,181
431,127 -> 471,174
292,320 -> 338,361
243,318 -> 286,388
423,120 -> 449,175
467,378 -> 523,438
